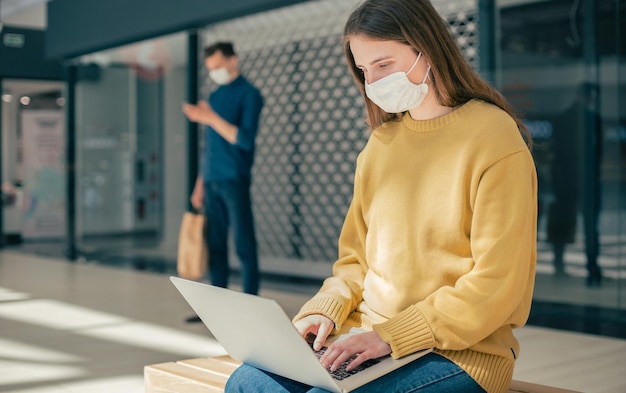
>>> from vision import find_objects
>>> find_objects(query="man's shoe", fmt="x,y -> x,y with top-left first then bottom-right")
185,315 -> 202,323
586,267 -> 603,288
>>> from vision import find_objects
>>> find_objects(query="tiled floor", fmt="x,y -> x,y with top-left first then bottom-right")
1,250 -> 625,393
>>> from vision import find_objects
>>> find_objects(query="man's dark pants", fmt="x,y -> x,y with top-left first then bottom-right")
203,177 -> 259,295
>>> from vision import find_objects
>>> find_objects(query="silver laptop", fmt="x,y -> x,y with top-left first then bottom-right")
170,276 -> 432,393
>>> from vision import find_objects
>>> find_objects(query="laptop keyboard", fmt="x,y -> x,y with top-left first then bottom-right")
309,343 -> 382,380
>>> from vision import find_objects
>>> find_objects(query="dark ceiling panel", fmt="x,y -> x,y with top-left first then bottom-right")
1,26 -> 63,79
45,0 -> 310,60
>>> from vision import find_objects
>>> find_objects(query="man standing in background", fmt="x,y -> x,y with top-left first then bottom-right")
183,42 -> 264,322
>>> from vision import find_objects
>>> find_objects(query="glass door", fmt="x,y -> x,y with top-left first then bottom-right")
1,79 -> 65,247
70,32 -> 187,267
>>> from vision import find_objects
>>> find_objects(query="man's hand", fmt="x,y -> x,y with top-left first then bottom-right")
182,101 -> 238,144
182,101 -> 217,126
190,177 -> 204,210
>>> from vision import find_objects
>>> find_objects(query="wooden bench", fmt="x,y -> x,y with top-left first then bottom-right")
144,355 -> 581,393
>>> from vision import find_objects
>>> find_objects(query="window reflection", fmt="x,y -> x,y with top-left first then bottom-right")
499,0 -> 625,308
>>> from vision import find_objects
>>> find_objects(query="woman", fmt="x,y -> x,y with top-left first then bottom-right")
226,0 -> 537,392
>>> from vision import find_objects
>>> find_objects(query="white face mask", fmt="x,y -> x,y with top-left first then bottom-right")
364,52 -> 430,113
209,67 -> 231,85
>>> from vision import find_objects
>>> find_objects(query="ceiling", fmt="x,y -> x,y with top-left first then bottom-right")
0,0 -> 47,28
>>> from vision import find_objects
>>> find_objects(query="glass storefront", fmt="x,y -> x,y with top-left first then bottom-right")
497,0 -> 625,312
69,32 -> 188,264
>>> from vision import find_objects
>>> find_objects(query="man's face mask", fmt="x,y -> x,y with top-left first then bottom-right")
209,67 -> 231,85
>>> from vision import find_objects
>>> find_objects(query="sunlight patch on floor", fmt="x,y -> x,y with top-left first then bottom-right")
0,358 -> 84,386
0,296 -> 225,358
0,337 -> 83,363
0,286 -> 31,302
84,321 -> 226,358
0,299 -> 127,330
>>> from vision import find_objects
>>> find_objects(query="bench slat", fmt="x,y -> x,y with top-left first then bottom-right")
145,360 -> 233,392
178,356 -> 242,377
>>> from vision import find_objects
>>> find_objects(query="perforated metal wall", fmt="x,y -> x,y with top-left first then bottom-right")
200,0 -> 478,265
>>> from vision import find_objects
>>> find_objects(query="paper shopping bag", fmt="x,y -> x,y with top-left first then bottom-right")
176,211 -> 208,280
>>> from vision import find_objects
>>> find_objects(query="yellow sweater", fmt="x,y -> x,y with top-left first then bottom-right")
294,99 -> 537,393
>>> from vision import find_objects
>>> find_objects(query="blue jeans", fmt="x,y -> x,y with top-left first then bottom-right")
204,177 -> 259,294
225,353 -> 486,393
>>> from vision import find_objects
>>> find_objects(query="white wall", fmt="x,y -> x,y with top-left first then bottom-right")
1,95 -> 18,184
157,64 -> 188,258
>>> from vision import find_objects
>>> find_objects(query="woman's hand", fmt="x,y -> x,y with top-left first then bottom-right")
321,331 -> 391,372
293,315 -> 334,351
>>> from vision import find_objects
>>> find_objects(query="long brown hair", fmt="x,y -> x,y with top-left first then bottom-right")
343,0 -> 532,148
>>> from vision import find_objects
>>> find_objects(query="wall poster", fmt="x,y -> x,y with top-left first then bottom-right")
21,110 -> 66,239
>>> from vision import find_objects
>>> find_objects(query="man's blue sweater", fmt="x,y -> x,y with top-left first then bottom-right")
202,75 -> 264,181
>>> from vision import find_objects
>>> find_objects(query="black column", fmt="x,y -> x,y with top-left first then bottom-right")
478,0 -> 497,85
0,78 -> 4,249
581,0 -> 602,285
288,43 -> 302,259
65,64 -> 77,260
187,31 -> 199,211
